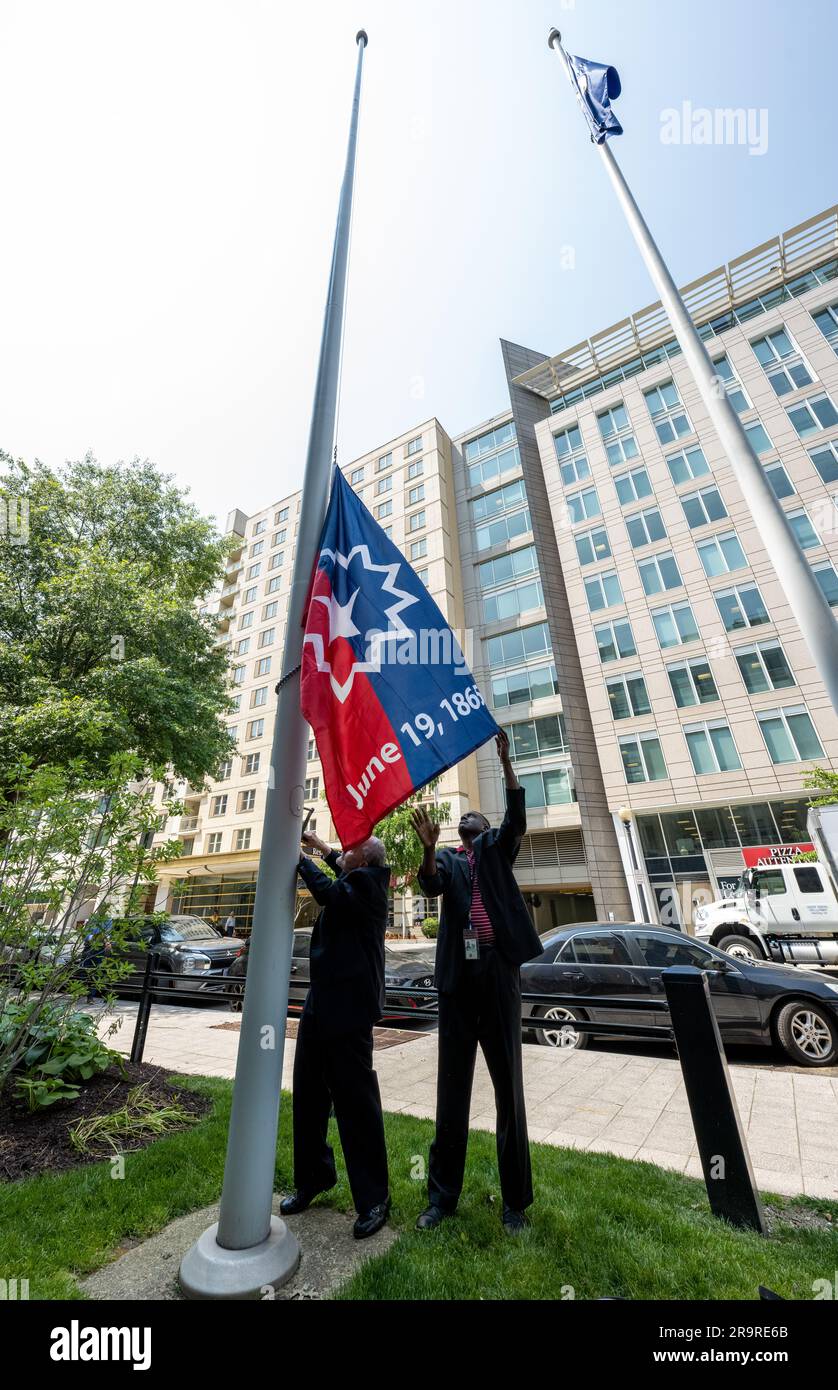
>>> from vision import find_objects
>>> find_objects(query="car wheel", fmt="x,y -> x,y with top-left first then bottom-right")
775,999 -> 838,1067
718,932 -> 766,963
534,1005 -> 589,1050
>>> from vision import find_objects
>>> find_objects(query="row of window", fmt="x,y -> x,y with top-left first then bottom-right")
347,437 -> 424,489
620,704 -> 823,784
606,639 -> 795,723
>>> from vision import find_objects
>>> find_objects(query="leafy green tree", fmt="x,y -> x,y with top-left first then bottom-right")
376,783 -> 450,936
0,753 -> 184,1090
0,452 -> 234,787
804,766 -> 838,807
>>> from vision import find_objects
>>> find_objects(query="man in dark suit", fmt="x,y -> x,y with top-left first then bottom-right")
280,833 -> 391,1239
411,730 -> 542,1233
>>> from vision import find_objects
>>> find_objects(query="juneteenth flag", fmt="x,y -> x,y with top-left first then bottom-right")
301,467 -> 499,846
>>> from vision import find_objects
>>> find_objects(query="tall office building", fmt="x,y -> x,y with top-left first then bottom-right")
151,205 -> 838,935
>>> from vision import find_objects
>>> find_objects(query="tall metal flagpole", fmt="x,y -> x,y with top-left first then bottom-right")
548,29 -> 838,717
180,29 -> 369,1300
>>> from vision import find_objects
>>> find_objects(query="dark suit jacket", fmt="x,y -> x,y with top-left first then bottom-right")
296,852 -> 389,1039
417,786 -> 543,994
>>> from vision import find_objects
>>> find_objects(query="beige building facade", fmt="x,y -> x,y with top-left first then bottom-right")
151,205 -> 838,936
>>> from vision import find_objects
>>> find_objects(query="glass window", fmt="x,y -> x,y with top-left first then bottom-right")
567,486 -> 601,524
410,538 -> 427,562
638,552 -> 682,596
485,622 -> 552,669
712,355 -> 751,414
764,462 -> 794,499
695,806 -> 739,849
585,569 -> 623,612
794,866 -> 825,893
758,706 -> 824,763
408,509 -> 426,532
812,562 -> 838,607
596,403 -> 639,467
745,420 -> 774,456
652,601 -> 699,648
786,507 -> 821,551
752,328 -> 814,396
697,531 -> 747,577
619,732 -> 668,783
730,802 -> 779,846
667,660 -> 719,707
406,436 -> 423,456
715,583 -> 769,631
772,798 -> 811,843
735,642 -> 795,693
685,722 -> 741,774
809,439 -> 838,484
681,486 -> 727,529
626,507 -> 667,548
634,934 -> 713,969
574,525 -> 611,566
376,499 -> 393,520
812,301 -> 838,352
491,662 -> 558,709
644,381 -> 693,444
349,467 -> 364,486
519,767 -> 575,806
594,619 -> 636,663
606,673 -> 651,720
376,453 -> 393,472
375,475 -> 393,495
507,714 -> 568,761
613,465 -> 653,506
666,446 -> 710,485
786,393 -> 838,439
571,933 -> 631,965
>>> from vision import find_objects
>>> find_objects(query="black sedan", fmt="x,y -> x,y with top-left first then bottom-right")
521,922 -> 838,1068
226,929 -> 438,1024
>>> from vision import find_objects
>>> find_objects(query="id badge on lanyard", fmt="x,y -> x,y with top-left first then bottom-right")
463,853 -> 480,960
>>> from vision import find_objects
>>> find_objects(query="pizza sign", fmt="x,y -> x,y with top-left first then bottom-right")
741,843 -> 814,868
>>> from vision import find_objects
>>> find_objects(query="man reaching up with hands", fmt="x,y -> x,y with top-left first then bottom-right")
411,730 -> 542,1234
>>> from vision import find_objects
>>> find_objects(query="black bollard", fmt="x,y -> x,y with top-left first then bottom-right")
663,965 -> 766,1235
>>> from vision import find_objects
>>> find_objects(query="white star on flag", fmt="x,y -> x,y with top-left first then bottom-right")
313,587 -> 361,645
303,544 -> 419,703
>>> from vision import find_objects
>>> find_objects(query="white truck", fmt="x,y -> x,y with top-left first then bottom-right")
694,805 -> 838,966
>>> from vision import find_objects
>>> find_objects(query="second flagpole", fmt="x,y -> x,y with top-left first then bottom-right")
548,28 -> 838,718
180,29 -> 369,1299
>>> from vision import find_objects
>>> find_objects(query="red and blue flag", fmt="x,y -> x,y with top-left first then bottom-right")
301,467 -> 499,846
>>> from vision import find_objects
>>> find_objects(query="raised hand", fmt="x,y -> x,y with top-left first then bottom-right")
411,806 -> 440,849
496,729 -> 511,762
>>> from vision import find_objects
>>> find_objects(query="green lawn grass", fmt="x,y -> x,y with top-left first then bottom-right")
1,1073 -> 835,1301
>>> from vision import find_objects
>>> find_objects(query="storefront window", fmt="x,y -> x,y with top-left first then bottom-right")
694,805 -> 740,849
730,802 -> 779,845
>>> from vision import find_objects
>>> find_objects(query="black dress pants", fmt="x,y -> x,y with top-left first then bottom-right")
428,945 -> 533,1213
291,1000 -> 389,1214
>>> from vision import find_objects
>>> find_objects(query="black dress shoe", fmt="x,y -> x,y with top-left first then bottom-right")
502,1206 -> 528,1234
415,1204 -> 452,1231
353,1197 -> 391,1240
279,1182 -> 335,1216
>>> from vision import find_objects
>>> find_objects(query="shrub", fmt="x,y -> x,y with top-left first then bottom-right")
421,917 -> 439,939
0,999 -> 123,1110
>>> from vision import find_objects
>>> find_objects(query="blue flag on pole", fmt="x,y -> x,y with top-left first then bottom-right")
301,468 -> 499,846
567,53 -> 623,144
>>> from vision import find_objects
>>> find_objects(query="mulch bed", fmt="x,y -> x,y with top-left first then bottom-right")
0,1061 -> 211,1184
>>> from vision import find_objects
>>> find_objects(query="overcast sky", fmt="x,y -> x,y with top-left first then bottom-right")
2,0 -> 835,528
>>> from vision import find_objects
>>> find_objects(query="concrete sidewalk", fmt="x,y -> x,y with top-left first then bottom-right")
98,1002 -> 838,1201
